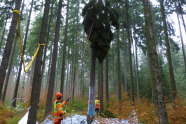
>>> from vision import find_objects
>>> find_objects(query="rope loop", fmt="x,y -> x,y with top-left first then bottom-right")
13,10 -> 20,15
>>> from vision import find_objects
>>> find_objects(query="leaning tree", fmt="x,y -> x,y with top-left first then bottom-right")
82,0 -> 119,121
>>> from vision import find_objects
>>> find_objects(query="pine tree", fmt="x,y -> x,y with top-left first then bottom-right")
83,0 -> 119,116
27,0 -> 51,123
0,0 -> 22,99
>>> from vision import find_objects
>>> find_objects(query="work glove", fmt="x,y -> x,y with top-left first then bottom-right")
66,98 -> 70,102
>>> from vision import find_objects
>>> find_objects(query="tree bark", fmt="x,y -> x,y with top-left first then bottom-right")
105,55 -> 109,108
12,0 -> 33,107
116,28 -> 121,105
60,0 -> 69,99
112,48 -> 115,93
142,0 -> 168,123
2,34 -> 18,103
126,0 -> 134,104
160,0 -> 177,101
175,1 -> 186,75
27,0 -> 51,123
41,0 -> 55,89
45,0 -> 62,116
0,0 -> 22,99
0,17 -> 8,52
99,61 -> 103,114
87,48 -> 96,123
178,1 -> 186,34
133,23 -> 140,99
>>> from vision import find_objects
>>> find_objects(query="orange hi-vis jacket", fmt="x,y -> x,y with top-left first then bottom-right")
54,99 -> 67,123
95,99 -> 100,109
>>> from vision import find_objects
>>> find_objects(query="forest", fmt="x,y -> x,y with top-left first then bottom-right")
0,0 -> 186,124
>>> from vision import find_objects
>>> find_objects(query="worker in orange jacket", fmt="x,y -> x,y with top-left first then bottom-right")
95,96 -> 100,116
54,92 -> 70,124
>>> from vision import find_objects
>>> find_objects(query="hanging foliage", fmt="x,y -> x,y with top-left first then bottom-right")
82,0 -> 119,63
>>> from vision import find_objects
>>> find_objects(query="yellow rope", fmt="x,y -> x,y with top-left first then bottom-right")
13,10 -> 45,73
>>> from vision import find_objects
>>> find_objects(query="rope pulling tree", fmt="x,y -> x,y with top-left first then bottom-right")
13,9 -> 45,73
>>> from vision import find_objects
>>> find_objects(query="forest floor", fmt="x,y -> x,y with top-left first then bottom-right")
1,94 -> 186,124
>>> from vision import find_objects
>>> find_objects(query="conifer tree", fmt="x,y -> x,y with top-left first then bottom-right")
82,0 -> 119,117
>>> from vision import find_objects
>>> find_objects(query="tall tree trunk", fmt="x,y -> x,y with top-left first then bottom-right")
66,49 -> 70,95
122,29 -> 128,92
178,1 -> 186,34
87,48 -> 96,123
0,0 -> 22,99
133,24 -> 140,99
41,0 -> 55,89
46,46 -> 53,90
27,0 -> 51,123
98,61 -> 100,98
175,1 -> 186,74
105,55 -> 109,108
12,0 -> 33,107
60,0 -> 69,99
160,0 -> 177,101
2,35 -> 18,103
99,61 -> 103,114
116,29 -> 121,105
112,48 -> 115,93
142,0 -> 168,123
45,0 -> 62,116
126,0 -> 134,103
0,17 -> 8,52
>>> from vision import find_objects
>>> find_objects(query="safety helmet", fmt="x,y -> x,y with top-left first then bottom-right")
96,95 -> 99,98
56,92 -> 62,98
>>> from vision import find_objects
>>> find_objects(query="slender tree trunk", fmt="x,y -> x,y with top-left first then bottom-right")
175,2 -> 186,74
98,61 -> 100,98
12,0 -> 33,107
99,61 -> 103,114
60,0 -> 69,99
0,0 -> 22,99
27,0 -> 51,123
41,0 -> 55,89
87,48 -> 96,123
105,55 -> 109,108
2,35 -> 18,103
45,0 -> 62,116
66,49 -> 70,95
133,24 -> 140,99
0,17 -> 8,52
142,0 -> 168,123
160,0 -> 177,100
126,0 -> 134,104
112,49 -> 115,93
116,29 -> 121,106
122,30 -> 128,92
177,1 -> 186,34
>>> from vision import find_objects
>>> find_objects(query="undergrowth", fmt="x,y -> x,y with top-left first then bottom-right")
107,92 -> 186,124
1,90 -> 186,123
0,104 -> 25,124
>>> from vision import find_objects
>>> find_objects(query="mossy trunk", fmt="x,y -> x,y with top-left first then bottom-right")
142,0 -> 168,123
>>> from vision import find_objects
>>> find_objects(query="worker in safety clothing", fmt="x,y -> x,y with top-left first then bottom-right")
54,92 -> 70,124
95,96 -> 100,116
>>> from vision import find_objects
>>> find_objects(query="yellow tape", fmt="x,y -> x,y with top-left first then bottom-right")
13,10 -> 45,73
